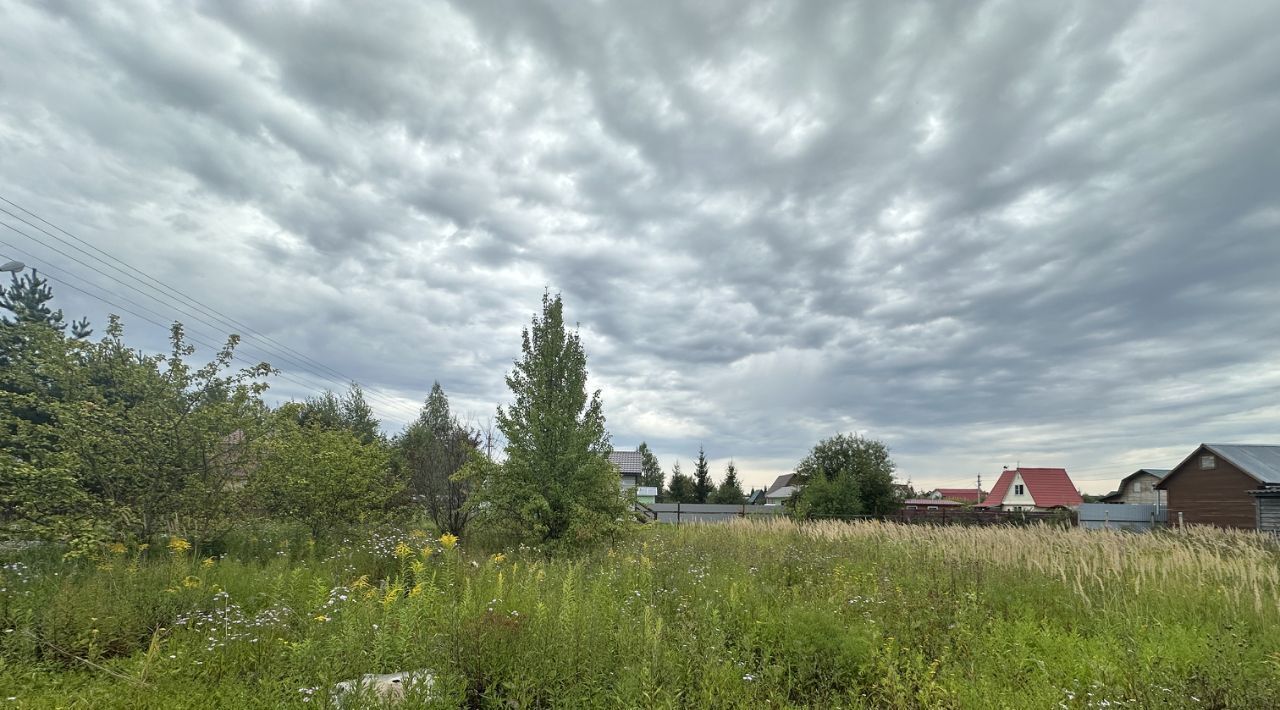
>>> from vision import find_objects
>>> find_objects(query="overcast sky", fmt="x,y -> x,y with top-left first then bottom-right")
2,1 -> 1279,494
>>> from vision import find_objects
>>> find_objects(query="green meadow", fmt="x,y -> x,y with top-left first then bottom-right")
3,520 -> 1278,708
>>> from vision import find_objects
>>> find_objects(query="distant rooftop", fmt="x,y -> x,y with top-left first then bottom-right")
607,450 -> 644,476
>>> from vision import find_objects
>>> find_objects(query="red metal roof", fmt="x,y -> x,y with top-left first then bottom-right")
933,487 -> 985,503
976,468 -> 1082,508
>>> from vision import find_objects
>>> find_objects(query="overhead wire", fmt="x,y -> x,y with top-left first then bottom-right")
0,223 -> 414,417
0,246 -> 339,397
0,198 -> 416,416
0,195 -> 392,399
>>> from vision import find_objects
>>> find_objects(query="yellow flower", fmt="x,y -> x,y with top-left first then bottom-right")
408,582 -> 425,598
181,575 -> 201,589
107,542 -> 127,555
420,546 -> 434,559
439,533 -> 459,550
314,614 -> 330,623
201,557 -> 216,568
409,529 -> 428,540
394,541 -> 414,560
491,553 -> 507,564
167,537 -> 191,555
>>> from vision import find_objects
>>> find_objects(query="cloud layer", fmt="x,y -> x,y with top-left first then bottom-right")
3,0 -> 1279,492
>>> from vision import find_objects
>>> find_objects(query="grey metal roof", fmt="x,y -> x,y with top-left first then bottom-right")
765,485 -> 798,499
1204,444 -> 1280,485
607,450 -> 644,476
1137,468 -> 1171,479
766,473 -> 796,493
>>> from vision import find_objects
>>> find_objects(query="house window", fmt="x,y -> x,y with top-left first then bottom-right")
1200,455 -> 1215,470
1134,482 -> 1143,493
1014,484 -> 1025,496
927,505 -> 939,511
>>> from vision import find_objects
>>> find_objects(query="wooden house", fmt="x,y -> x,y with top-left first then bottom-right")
1155,444 -> 1280,529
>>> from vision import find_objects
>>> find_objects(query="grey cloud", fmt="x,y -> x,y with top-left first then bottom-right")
2,0 -> 1278,492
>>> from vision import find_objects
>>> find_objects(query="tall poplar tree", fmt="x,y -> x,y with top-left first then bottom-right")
465,292 -> 627,547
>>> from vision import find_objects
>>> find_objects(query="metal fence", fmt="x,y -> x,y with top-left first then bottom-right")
1077,503 -> 1167,531
639,503 -> 786,524
639,503 -> 1176,531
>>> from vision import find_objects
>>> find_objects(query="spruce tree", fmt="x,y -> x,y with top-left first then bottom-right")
665,461 -> 695,503
637,441 -> 664,491
399,381 -> 477,534
692,446 -> 713,503
467,292 -> 627,547
0,268 -> 91,337
712,460 -> 746,504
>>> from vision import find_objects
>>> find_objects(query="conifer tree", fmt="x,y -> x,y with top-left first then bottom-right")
712,460 -> 746,504
637,441 -> 664,491
665,461 -> 695,503
0,268 -> 90,337
692,446 -> 713,503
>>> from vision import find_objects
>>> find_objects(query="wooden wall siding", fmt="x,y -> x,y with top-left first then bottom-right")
1258,497 -> 1280,534
1164,455 -> 1259,529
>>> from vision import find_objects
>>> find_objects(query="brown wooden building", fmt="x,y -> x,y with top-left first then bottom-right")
1156,444 -> 1280,529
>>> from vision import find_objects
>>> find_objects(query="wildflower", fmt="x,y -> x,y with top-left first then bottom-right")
181,575 -> 202,589
439,533 -> 459,549
314,614 -> 330,623
743,674 -> 756,682
167,537 -> 192,555
201,556 -> 216,568
491,552 -> 507,564
394,541 -> 414,560
420,546 -> 434,559
107,542 -> 127,555
409,529 -> 428,540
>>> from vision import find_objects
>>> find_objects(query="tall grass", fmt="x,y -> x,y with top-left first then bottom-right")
2,520 -> 1277,708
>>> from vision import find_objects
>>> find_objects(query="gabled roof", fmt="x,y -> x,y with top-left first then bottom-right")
932,488 -> 986,503
977,467 -> 1082,508
1099,469 -> 1170,501
1157,444 -> 1280,488
766,473 -> 796,493
607,450 -> 644,476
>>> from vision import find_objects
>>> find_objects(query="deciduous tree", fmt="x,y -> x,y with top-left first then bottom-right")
464,292 -> 627,548
792,433 -> 898,519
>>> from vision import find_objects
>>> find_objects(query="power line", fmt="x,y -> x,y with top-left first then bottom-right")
0,196 -> 381,393
0,239 -> 409,417
0,247 -> 335,397
0,225 -> 387,406
0,198 -> 415,415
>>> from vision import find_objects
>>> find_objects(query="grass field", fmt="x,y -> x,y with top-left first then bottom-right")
2,520 -> 1278,708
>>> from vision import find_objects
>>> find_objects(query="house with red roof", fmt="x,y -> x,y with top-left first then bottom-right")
976,467 -> 1082,512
